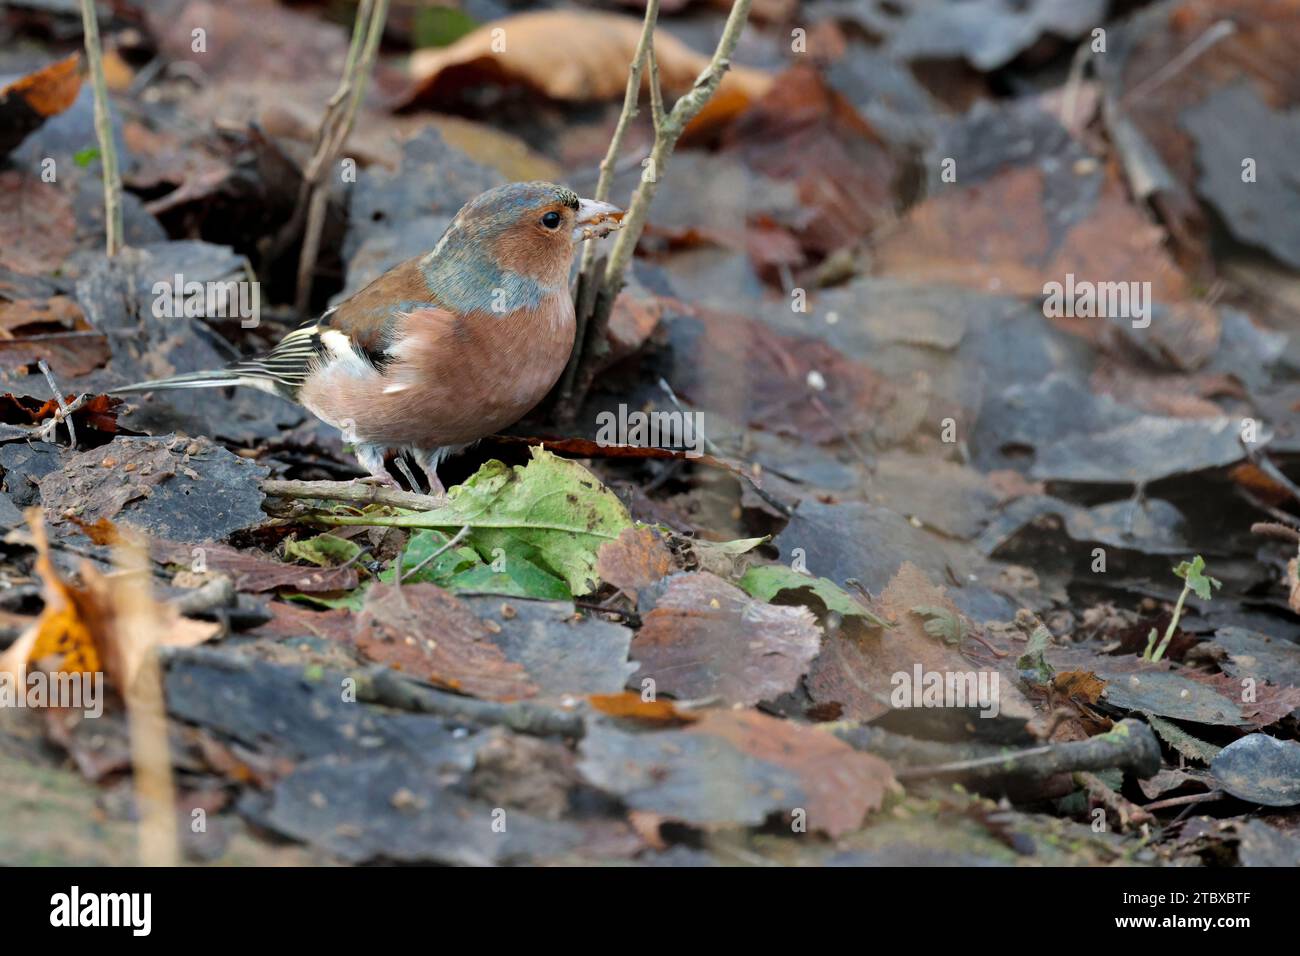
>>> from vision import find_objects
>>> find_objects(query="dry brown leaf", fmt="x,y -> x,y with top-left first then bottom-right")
1052,669 -> 1107,704
596,526 -> 675,601
354,582 -> 537,700
401,11 -> 771,131
720,65 -> 897,257
588,690 -> 700,724
0,509 -> 218,690
688,709 -> 897,836
0,171 -> 76,275
630,571 -> 821,706
1,52 -> 81,116
0,53 -> 82,157
874,165 -> 1188,303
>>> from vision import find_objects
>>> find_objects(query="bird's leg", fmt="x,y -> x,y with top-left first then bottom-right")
354,442 -> 397,487
414,447 -> 447,499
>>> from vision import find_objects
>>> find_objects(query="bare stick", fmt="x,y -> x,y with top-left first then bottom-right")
262,477 -> 442,511
114,536 -> 179,865
360,667 -> 584,737
78,0 -> 123,256
37,359 -> 76,448
292,0 -> 389,314
1075,770 -> 1154,828
558,0 -> 754,415
1141,790 -> 1225,812
561,0 -> 660,411
844,719 -> 1163,783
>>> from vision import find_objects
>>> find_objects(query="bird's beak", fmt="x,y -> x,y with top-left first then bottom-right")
573,198 -> 625,241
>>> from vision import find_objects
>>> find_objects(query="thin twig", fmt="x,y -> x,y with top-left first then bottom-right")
1141,790 -> 1224,812
262,477 -> 442,511
292,0 -> 389,314
1075,770 -> 1154,829
114,536 -> 179,865
78,0 -> 123,256
37,360 -> 76,448
880,719 -> 1162,783
558,0 -> 755,415
562,0 -> 661,411
1122,20 -> 1236,104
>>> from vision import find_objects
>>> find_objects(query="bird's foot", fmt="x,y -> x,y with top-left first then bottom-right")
354,442 -> 398,487
414,447 -> 448,499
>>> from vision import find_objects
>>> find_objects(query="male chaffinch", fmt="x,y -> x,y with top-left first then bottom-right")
113,182 -> 624,494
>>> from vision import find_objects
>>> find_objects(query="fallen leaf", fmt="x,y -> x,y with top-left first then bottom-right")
354,583 -> 536,700
596,526 -> 676,601
690,709 -> 896,836
1,509 -> 218,688
1211,734 -> 1300,807
401,10 -> 771,133
363,448 -> 632,596
631,572 -> 822,706
588,691 -> 700,724
1052,670 -> 1107,704
739,563 -> 891,628
0,53 -> 82,157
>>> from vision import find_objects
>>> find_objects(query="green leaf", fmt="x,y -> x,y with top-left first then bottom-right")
740,565 -> 891,628
912,605 -> 967,645
73,146 -> 100,168
1016,624 -> 1055,684
315,449 -> 632,595
446,560 -> 570,600
283,533 -> 362,567
1173,555 -> 1221,602
378,528 -> 570,600
412,7 -> 478,47
697,536 -> 768,556
283,589 -> 366,612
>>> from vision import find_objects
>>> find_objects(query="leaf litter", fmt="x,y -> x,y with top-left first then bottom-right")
0,0 -> 1298,868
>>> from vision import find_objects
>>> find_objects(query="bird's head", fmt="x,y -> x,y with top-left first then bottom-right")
421,182 -> 623,316
451,181 -> 623,280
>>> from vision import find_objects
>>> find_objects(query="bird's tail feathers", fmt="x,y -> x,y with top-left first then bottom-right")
110,368 -> 255,395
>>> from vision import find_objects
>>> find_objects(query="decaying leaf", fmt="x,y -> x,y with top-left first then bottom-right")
1211,735 -> 1300,807
596,526 -> 676,601
1052,670 -> 1106,704
1144,713 -> 1221,765
588,691 -> 700,725
402,11 -> 771,131
630,572 -> 821,706
0,510 -> 219,691
354,582 -> 537,701
0,53 -> 82,157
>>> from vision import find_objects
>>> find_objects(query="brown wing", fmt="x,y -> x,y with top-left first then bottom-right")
229,256 -> 442,395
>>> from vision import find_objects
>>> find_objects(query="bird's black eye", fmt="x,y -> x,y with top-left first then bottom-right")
541,211 -> 562,229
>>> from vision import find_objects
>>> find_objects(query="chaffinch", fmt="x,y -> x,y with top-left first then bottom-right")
113,182 -> 624,494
